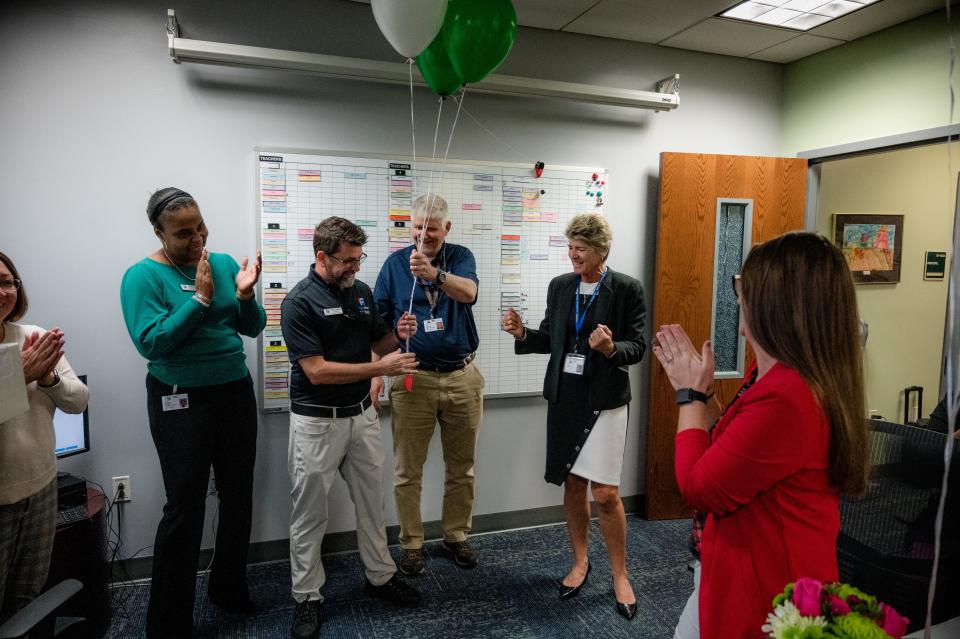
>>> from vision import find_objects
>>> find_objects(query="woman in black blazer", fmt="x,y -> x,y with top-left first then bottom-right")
501,213 -> 646,620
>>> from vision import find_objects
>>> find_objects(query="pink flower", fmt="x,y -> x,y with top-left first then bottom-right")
792,578 -> 824,617
829,595 -> 850,616
878,603 -> 909,639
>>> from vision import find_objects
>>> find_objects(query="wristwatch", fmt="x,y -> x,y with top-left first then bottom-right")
435,268 -> 448,285
38,370 -> 61,388
675,388 -> 709,406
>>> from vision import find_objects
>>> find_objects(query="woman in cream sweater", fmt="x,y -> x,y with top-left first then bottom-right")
0,250 -> 88,618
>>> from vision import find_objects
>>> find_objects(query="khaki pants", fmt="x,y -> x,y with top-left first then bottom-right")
390,362 -> 484,550
288,405 -> 396,603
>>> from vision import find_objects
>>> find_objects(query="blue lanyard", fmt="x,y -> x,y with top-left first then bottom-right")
574,267 -> 607,348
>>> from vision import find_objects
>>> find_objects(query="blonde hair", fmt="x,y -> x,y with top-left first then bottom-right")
740,232 -> 869,495
412,194 -> 449,222
565,214 -> 613,260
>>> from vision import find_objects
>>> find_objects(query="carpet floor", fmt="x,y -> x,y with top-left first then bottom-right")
109,515 -> 692,638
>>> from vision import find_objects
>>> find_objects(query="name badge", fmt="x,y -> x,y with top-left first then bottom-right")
161,393 -> 190,411
323,307 -> 344,316
563,353 -> 586,375
424,318 -> 445,332
180,284 -> 196,292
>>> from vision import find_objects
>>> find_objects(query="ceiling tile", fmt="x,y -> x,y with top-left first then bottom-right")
513,0 -> 601,30
808,0 -> 945,40
748,32 -> 845,62
660,17 -> 798,57
563,0 -> 739,44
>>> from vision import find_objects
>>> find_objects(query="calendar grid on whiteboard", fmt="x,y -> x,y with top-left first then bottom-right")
256,149 -> 606,413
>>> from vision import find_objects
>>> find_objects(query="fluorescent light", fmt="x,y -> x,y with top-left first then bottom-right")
782,0 -> 830,11
811,1 -> 862,17
718,0 -> 871,31
722,2 -> 777,20
783,12 -> 834,30
753,7 -> 803,25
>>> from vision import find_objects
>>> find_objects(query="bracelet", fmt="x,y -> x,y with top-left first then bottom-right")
236,288 -> 255,301
604,344 -> 617,359
38,369 -> 61,388
192,293 -> 211,307
515,326 -> 528,342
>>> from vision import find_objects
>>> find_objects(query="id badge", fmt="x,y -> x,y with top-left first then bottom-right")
161,393 -> 189,411
180,284 -> 196,292
563,353 -> 586,375
424,318 -> 445,333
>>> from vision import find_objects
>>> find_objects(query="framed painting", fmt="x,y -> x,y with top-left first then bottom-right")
833,213 -> 904,284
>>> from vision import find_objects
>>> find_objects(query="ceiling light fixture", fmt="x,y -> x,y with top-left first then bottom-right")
719,0 -> 878,31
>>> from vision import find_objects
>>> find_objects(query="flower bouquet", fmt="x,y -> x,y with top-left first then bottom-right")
763,577 -> 910,639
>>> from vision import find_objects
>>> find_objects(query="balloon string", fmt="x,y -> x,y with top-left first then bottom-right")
408,59 -> 417,178
403,89 -> 467,352
404,96 -> 446,350
453,93 -> 531,164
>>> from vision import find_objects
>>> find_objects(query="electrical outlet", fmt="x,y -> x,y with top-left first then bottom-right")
112,475 -> 131,502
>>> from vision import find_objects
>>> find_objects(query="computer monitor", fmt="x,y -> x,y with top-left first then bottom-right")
53,374 -> 90,459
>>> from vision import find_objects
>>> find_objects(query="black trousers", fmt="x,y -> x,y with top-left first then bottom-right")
145,373 -> 258,639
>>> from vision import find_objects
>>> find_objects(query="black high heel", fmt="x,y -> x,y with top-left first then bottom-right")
557,562 -> 591,600
615,600 -> 638,620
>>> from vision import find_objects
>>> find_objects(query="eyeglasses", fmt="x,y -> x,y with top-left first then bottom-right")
326,253 -> 368,267
0,278 -> 21,292
731,273 -> 742,298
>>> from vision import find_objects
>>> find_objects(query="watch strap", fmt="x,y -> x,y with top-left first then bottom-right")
676,387 -> 709,405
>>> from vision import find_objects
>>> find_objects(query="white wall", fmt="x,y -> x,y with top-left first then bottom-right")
0,0 -> 784,558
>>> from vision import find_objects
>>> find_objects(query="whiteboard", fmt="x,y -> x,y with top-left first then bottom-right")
256,148 -> 607,413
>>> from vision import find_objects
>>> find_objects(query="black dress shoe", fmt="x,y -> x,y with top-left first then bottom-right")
616,600 -> 638,620
557,562 -> 591,600
291,600 -> 322,639
209,591 -> 256,615
364,575 -> 423,608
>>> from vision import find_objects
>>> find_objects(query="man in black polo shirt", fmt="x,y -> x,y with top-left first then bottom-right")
281,217 -> 421,639
375,194 -> 484,576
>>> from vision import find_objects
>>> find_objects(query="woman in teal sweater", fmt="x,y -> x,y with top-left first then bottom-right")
120,187 -> 266,639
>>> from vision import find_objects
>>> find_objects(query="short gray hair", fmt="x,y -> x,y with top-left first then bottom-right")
412,194 -> 449,222
565,214 -> 613,259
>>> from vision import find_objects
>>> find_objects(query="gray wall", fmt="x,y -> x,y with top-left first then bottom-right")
0,0 -> 784,558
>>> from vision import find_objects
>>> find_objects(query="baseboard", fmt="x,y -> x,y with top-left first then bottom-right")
112,494 -> 645,582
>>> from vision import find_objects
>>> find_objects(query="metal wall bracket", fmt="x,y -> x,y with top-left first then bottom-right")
165,9 -> 679,111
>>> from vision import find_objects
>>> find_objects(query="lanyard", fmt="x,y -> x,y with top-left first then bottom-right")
416,247 -> 446,319
573,267 -> 608,348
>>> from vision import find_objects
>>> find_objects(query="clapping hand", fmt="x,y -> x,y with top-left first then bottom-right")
236,249 -> 262,296
652,324 -> 714,393
500,309 -> 524,339
395,312 -> 418,340
21,328 -> 63,385
196,250 -> 215,300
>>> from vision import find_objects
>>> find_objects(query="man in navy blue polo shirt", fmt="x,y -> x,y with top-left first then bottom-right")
375,194 -> 484,577
282,217 -> 422,639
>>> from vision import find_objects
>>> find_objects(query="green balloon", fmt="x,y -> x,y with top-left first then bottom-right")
444,0 -> 517,84
416,33 -> 463,96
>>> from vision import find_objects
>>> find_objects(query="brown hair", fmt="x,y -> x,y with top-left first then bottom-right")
740,232 -> 869,495
0,251 -> 28,322
313,217 -> 367,256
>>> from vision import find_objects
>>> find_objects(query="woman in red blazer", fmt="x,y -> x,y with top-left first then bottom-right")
653,232 -> 870,639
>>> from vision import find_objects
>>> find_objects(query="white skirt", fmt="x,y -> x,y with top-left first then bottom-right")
569,403 -> 629,486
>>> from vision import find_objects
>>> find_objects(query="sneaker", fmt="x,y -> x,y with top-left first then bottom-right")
364,575 -> 423,608
398,548 -> 425,576
441,539 -> 479,569
290,600 -> 322,639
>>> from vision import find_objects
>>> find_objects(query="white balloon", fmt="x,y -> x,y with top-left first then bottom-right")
371,0 -> 448,59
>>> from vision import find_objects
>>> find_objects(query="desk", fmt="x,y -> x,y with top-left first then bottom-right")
45,485 -> 110,638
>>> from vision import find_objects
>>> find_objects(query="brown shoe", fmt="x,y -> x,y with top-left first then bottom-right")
398,548 -> 425,576
441,539 -> 479,569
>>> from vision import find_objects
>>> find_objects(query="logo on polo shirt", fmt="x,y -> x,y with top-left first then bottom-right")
357,296 -> 370,315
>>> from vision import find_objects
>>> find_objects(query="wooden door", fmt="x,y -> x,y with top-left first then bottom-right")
645,152 -> 808,520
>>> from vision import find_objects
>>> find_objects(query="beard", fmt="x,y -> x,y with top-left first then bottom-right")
336,272 -> 356,289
